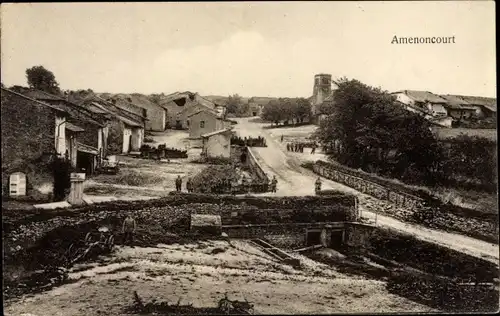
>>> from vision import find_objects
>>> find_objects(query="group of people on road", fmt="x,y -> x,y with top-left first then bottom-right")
285,142 -> 318,154
175,175 -> 193,192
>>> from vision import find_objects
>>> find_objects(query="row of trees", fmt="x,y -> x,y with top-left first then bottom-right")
314,78 -> 496,188
261,98 -> 311,125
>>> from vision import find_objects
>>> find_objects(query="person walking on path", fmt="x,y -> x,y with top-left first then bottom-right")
315,177 -> 322,194
270,175 -> 278,193
281,135 -> 284,142
122,214 -> 136,246
311,143 -> 316,154
175,175 -> 182,192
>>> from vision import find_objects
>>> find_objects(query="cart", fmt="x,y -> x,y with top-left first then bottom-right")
64,226 -> 115,265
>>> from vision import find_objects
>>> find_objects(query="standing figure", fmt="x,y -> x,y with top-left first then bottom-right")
122,214 -> 137,246
281,135 -> 284,142
175,175 -> 182,192
186,177 -> 193,193
311,143 -> 316,154
270,175 -> 278,193
315,177 -> 322,194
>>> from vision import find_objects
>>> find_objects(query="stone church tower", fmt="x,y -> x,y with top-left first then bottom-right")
311,73 -> 332,116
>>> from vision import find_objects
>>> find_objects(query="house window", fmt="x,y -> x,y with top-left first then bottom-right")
200,121 -> 205,128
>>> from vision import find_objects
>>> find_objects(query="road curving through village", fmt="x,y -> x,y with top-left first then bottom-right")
232,117 -> 499,264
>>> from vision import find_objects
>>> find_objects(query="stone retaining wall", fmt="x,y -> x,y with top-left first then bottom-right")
313,161 -> 424,210
246,147 -> 269,183
4,193 -> 357,257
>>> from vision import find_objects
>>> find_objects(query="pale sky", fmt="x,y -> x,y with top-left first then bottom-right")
1,2 -> 496,98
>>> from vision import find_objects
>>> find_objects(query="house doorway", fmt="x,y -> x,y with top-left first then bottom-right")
330,230 -> 344,250
77,151 -> 94,176
252,111 -> 257,116
306,230 -> 321,246
175,120 -> 182,129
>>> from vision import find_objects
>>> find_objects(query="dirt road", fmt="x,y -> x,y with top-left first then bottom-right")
232,118 -> 499,263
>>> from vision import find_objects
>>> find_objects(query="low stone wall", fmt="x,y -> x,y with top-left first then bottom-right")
4,193 -> 357,258
246,147 -> 269,183
313,161 -> 424,210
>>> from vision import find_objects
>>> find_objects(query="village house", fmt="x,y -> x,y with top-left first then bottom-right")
101,93 -> 168,132
187,108 -> 231,139
70,93 -> 145,154
439,95 -> 478,122
201,128 -> 233,159
17,88 -> 107,174
1,88 -> 84,197
391,90 -> 449,118
444,95 -> 497,119
160,91 -> 224,129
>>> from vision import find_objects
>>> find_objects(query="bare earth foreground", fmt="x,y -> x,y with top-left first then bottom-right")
4,241 -> 432,315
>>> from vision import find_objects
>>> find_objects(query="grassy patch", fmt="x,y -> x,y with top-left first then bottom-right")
95,170 -> 165,187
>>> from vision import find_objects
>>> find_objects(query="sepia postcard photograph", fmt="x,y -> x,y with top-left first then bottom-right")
1,1 -> 498,315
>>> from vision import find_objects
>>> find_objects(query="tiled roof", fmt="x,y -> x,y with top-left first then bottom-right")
187,108 -> 223,118
159,91 -> 195,106
20,89 -> 104,126
439,95 -> 477,110
1,88 -> 69,114
178,102 -> 219,117
446,95 -> 496,112
393,90 -> 448,104
90,101 -> 143,127
201,128 -> 233,138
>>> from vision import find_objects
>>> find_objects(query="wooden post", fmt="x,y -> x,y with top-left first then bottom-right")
68,173 -> 85,205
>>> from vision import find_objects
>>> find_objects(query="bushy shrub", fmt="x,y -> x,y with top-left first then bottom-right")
191,165 -> 239,193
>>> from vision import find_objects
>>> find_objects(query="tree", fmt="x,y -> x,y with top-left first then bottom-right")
225,94 -> 248,116
26,65 -> 61,95
315,77 -> 443,185
261,98 -> 311,125
262,99 -> 283,125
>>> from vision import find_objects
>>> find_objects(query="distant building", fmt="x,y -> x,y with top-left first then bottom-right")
102,93 -> 168,132
187,109 -> 231,139
247,97 -> 277,117
443,95 -> 497,119
160,91 -> 224,129
391,90 -> 449,118
439,95 -> 477,121
311,74 -> 333,116
201,128 -> 233,158
71,93 -> 144,154
179,102 -> 220,130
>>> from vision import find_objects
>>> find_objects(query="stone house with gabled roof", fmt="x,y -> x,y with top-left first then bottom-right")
1,87 -> 85,197
187,108 -> 231,139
